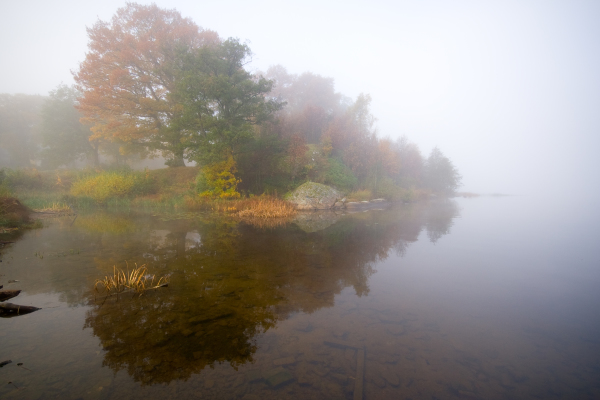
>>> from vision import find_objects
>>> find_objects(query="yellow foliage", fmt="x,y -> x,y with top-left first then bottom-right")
198,156 -> 241,199
71,172 -> 139,203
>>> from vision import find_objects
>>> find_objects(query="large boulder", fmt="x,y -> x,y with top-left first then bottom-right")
286,182 -> 343,210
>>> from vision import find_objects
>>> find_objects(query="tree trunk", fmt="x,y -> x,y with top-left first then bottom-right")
89,142 -> 100,167
167,146 -> 186,167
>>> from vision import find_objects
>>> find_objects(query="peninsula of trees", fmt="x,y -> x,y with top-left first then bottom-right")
0,3 -> 461,200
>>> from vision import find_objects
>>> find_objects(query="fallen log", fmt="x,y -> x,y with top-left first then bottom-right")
0,302 -> 41,316
0,290 -> 21,302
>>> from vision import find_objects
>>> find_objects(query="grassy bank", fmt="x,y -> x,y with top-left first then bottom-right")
1,167 -> 429,222
1,167 -> 199,211
0,195 -> 43,237
1,167 -> 299,220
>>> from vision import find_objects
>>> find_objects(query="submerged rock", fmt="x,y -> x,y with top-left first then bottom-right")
292,212 -> 341,233
286,182 -> 343,210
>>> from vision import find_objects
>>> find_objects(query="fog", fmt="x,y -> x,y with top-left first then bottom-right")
1,0 -> 599,197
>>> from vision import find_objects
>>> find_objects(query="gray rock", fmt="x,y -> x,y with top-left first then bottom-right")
293,212 -> 341,233
286,182 -> 343,210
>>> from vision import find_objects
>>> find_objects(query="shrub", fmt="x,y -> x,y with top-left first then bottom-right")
323,157 -> 357,192
374,177 -> 403,201
71,171 -> 151,203
196,156 -> 241,199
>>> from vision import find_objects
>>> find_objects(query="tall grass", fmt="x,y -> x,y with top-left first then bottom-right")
94,264 -> 169,297
234,196 -> 297,218
185,194 -> 297,219
71,170 -> 153,203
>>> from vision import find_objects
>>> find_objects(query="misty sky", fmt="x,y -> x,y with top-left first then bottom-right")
1,0 -> 599,196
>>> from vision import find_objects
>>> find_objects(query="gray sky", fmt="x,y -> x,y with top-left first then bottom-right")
1,0 -> 599,196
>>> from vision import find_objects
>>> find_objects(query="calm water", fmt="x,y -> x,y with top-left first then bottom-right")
1,196 -> 599,399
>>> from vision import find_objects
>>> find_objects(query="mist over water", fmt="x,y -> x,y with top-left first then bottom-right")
2,197 -> 600,399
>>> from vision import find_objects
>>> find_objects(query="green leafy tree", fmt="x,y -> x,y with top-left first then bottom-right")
175,39 -> 282,166
424,147 -> 462,194
39,84 -> 100,168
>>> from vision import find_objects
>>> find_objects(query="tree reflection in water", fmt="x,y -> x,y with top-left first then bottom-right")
80,200 -> 460,385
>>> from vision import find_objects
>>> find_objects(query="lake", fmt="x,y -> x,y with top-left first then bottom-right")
1,196 -> 599,399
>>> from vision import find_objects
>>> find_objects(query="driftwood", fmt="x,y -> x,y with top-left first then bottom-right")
0,290 -> 21,302
0,302 -> 41,316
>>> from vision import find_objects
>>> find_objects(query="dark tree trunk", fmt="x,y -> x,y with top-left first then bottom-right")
168,156 -> 186,167
89,143 -> 100,167
167,146 -> 186,167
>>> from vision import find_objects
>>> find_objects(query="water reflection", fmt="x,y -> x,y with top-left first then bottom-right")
79,201 -> 459,385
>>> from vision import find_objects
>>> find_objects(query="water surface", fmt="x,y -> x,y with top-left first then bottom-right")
1,197 -> 599,399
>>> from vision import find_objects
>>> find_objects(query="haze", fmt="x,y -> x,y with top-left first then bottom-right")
1,0 -> 599,198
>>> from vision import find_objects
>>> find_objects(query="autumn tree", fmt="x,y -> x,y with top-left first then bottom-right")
340,94 -> 378,186
265,66 -> 345,145
38,84 -> 100,168
392,136 -> 424,187
424,147 -> 462,194
73,3 -> 220,167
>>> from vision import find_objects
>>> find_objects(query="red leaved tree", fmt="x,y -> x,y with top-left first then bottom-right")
73,3 -> 219,166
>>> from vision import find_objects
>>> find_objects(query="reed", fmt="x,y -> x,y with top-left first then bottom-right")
94,264 -> 169,296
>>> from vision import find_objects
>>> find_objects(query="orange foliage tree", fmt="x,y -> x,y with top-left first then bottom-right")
73,3 -> 219,167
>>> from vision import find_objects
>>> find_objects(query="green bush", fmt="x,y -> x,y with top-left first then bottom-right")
323,157 -> 357,192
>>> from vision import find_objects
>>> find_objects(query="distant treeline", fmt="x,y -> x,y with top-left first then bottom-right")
0,3 -> 461,198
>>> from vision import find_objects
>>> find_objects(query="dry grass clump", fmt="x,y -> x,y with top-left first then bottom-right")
94,264 -> 169,296
187,195 -> 297,219
233,196 -> 297,218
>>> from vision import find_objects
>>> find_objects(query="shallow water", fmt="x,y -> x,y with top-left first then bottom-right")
1,197 -> 599,399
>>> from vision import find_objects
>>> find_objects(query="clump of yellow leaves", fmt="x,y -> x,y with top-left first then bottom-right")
197,155 -> 241,199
